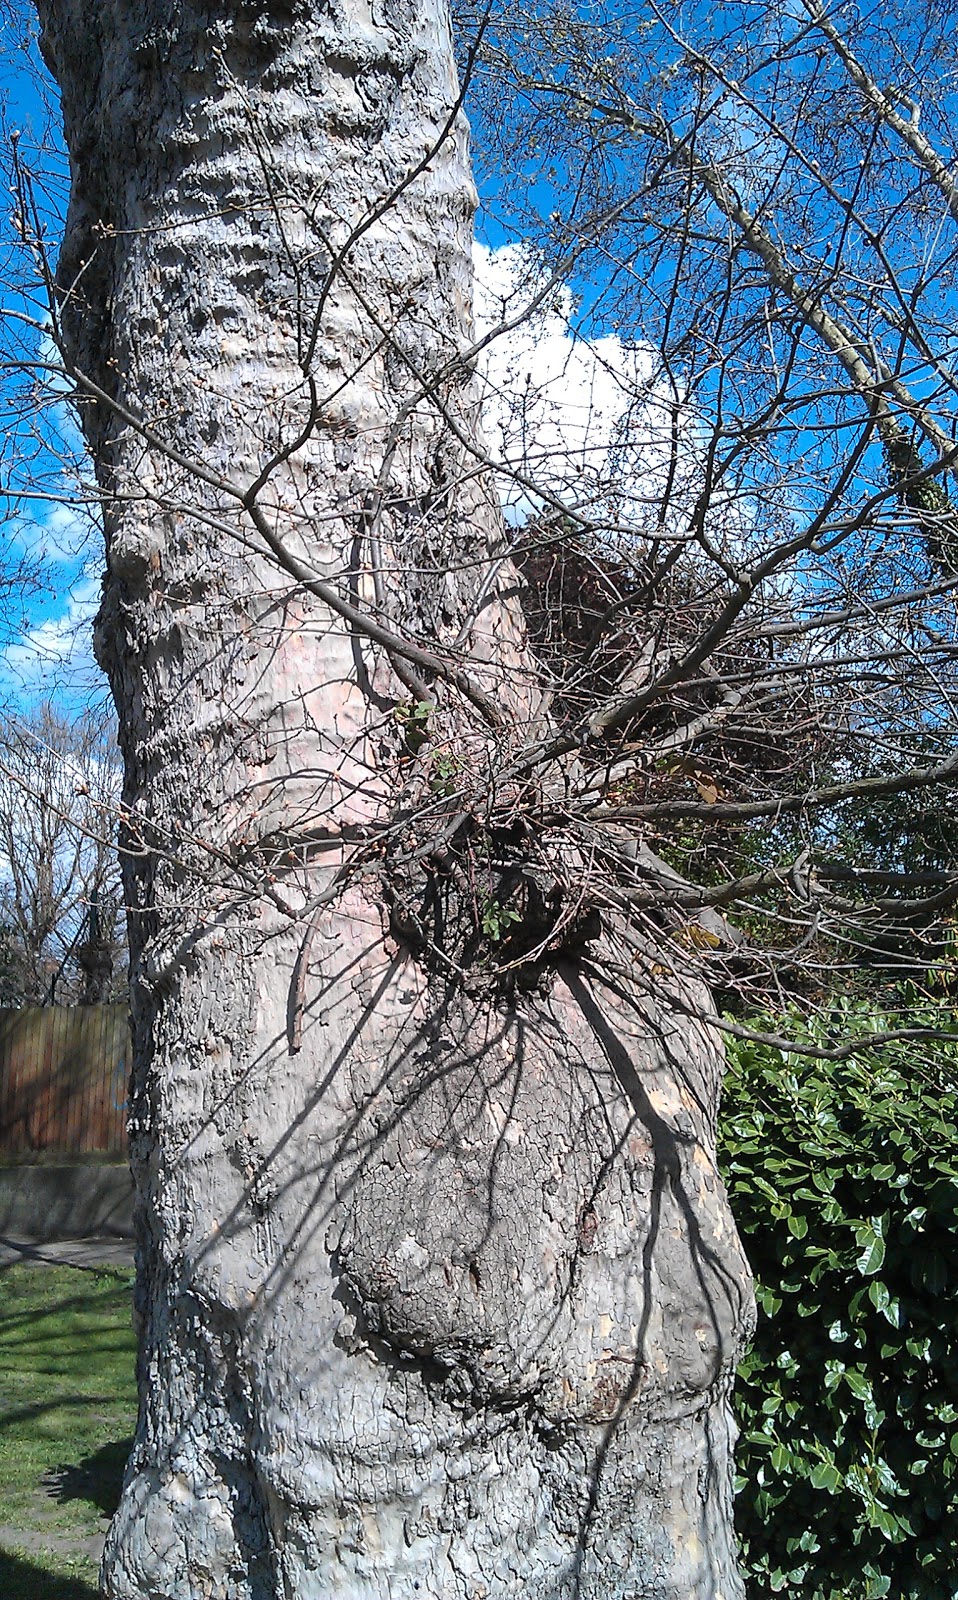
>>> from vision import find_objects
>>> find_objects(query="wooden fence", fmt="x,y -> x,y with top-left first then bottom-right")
0,1005 -> 130,1156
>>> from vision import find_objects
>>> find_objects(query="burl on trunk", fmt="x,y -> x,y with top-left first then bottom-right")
35,2 -> 753,1595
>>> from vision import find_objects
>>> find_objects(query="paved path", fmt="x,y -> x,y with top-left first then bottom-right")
0,1234 -> 135,1270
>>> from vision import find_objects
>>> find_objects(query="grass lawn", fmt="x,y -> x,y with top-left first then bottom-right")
0,1262 -> 137,1598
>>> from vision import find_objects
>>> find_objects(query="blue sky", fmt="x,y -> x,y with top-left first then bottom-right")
0,18 -> 103,712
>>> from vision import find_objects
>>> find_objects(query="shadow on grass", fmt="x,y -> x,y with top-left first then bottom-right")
46,1436 -> 134,1518
0,1545 -> 98,1599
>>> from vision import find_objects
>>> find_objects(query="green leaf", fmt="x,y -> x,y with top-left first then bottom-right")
865,1575 -> 892,1597
810,1460 -> 841,1492
870,1504 -> 907,1542
867,1280 -> 904,1327
721,1005 -> 958,1594
845,1369 -> 872,1401
855,1223 -> 886,1276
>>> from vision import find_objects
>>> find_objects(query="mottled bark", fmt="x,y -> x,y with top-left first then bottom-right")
34,3 -> 753,1596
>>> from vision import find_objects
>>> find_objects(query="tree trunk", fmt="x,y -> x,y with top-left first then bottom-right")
35,3 -> 753,1596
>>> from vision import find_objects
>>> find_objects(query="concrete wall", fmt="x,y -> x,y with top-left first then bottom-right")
0,1161 -> 134,1240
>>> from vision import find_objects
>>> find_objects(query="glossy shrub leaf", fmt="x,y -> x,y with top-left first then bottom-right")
721,1003 -> 958,1600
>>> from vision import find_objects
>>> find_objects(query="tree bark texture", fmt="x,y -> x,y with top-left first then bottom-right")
35,3 -> 754,1596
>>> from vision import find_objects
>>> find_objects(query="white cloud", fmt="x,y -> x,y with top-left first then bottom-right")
1,569 -> 100,696
472,241 -> 780,569
473,243 -> 650,512
10,497 -> 99,565
0,334 -> 104,703
471,242 -> 688,544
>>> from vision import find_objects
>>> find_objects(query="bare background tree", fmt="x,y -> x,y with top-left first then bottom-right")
0,700 -> 124,1006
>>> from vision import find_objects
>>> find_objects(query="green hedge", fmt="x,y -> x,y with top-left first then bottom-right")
721,1004 -> 958,1598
